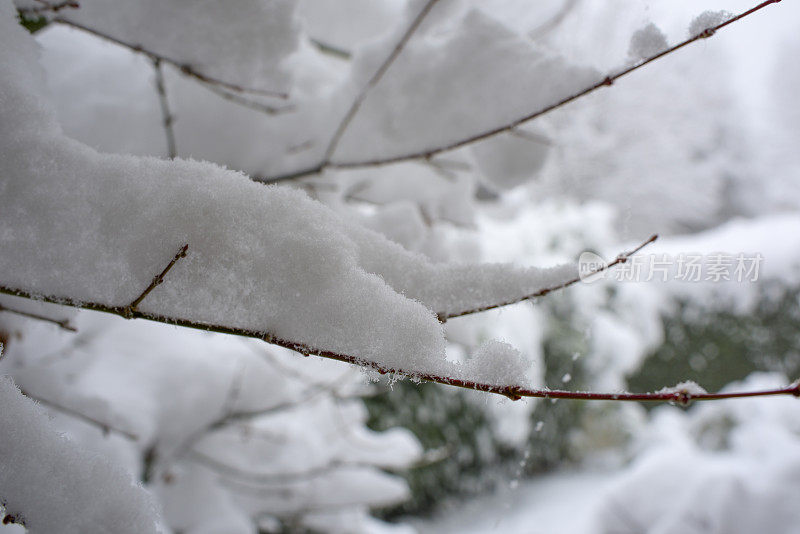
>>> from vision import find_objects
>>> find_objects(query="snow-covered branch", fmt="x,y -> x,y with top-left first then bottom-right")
3,278 -> 797,406
259,0 -> 781,184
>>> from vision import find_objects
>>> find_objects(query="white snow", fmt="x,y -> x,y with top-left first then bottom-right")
0,376 -> 158,534
689,10 -> 732,37
657,380 -> 708,396
470,129 -> 550,191
0,307 -> 425,533
628,22 -> 669,60
334,7 -> 599,163
0,0 -> 576,385
463,339 -> 531,388
419,374 -> 800,534
54,0 -> 300,94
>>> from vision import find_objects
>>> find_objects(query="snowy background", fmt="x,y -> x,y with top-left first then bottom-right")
2,0 -> 800,532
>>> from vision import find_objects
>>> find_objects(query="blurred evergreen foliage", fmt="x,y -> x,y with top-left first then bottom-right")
17,11 -> 49,34
628,284 -> 800,395
367,284 -> 800,519
366,297 -> 593,518
366,380 -> 510,518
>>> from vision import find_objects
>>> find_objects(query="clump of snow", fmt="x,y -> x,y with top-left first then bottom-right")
461,340 -> 531,388
689,10 -> 732,37
628,22 -> 669,61
658,380 -> 708,396
470,130 -> 550,191
0,377 -> 158,533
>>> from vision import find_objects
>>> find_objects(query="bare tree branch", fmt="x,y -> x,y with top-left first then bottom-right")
54,19 -> 289,99
256,0 -> 781,184
321,0 -> 441,164
0,302 -> 76,332
152,59 -> 177,159
256,0 -> 441,185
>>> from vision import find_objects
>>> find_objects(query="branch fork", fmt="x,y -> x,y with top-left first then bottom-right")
122,244 -> 188,318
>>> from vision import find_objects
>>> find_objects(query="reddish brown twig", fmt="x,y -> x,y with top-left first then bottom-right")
439,234 -> 658,321
54,19 -> 289,99
123,244 -> 188,318
257,0 -> 781,183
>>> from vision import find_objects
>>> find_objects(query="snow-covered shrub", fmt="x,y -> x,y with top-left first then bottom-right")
2,0 -> 797,531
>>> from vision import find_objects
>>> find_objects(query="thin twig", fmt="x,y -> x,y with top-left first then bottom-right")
123,244 -> 188,317
54,19 -> 289,99
321,0 -> 441,164
152,59 -> 177,159
0,302 -> 76,332
170,361 -> 354,466
440,234 -> 658,321
255,0 -> 440,185
20,388 -> 138,439
220,362 -> 246,417
190,450 -> 381,485
256,0 -> 780,184
310,38 -> 352,60
199,82 -> 295,116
